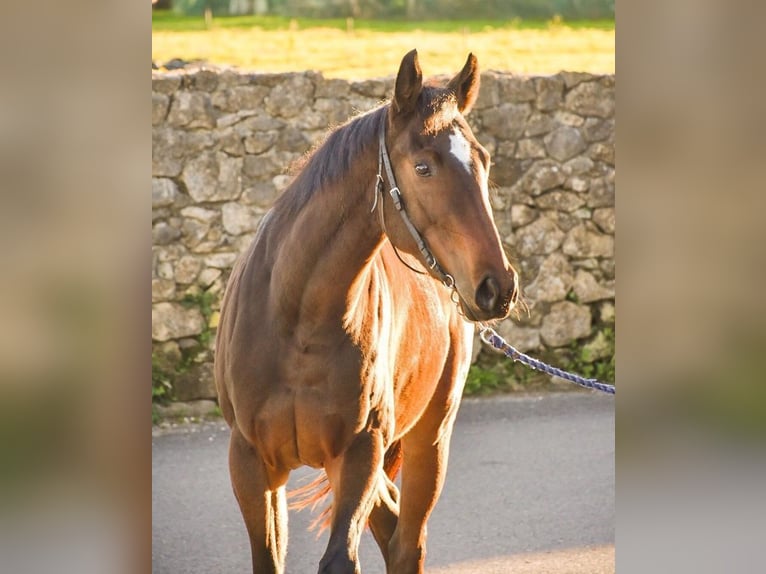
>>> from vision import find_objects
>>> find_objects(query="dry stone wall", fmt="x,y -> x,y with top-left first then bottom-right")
152,66 -> 615,402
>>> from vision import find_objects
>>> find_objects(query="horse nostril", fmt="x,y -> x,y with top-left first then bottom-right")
476,275 -> 500,313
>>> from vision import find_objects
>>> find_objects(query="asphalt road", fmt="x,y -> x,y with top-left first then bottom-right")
152,392 -> 614,573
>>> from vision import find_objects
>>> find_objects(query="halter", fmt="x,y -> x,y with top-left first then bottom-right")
373,124 -> 456,290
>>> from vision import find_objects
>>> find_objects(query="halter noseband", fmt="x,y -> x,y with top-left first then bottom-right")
374,124 -> 456,290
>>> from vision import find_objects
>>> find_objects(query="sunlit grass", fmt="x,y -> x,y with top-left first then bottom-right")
152,14 -> 614,78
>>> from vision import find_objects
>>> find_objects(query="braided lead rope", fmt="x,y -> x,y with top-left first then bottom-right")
479,324 -> 616,395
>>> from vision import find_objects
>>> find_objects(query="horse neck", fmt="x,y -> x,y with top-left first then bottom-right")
272,142 -> 385,328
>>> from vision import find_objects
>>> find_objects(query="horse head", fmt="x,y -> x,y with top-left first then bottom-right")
381,49 -> 519,322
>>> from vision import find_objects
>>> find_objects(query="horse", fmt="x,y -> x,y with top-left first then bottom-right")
214,49 -> 520,574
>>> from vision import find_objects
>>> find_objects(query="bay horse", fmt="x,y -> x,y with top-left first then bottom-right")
215,49 -> 519,574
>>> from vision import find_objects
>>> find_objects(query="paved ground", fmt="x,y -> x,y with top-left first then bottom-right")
152,392 -> 614,573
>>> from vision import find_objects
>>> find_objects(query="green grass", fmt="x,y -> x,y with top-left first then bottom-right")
152,11 -> 614,33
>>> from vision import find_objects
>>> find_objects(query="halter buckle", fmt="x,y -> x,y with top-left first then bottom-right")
388,187 -> 402,210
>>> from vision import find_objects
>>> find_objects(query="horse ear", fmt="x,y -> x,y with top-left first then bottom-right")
448,53 -> 480,114
393,49 -> 423,116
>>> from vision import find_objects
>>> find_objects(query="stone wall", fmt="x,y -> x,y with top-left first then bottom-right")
152,67 -> 614,402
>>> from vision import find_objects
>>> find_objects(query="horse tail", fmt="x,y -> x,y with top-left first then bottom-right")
288,471 -> 333,534
383,439 -> 402,481
288,440 -> 403,534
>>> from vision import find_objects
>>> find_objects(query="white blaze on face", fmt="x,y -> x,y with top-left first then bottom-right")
449,128 -> 473,174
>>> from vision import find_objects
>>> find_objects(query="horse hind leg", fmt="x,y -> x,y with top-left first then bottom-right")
228,426 -> 289,574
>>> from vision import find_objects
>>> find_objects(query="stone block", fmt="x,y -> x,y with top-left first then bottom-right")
572,270 -> 614,303
495,321 -> 542,353
153,128 -> 215,178
152,73 -> 182,95
565,80 -> 614,118
514,216 -> 565,257
481,103 -> 531,140
211,85 -> 271,112
582,117 -> 613,142
152,302 -> 205,342
544,126 -> 586,162
173,363 -> 217,401
535,75 -> 564,111
562,225 -> 614,258
180,207 -> 219,223
589,142 -> 614,165
475,72 -> 501,109
204,253 -> 238,269
243,153 -> 283,181
524,113 -> 555,137
152,93 -> 169,126
315,77 -> 352,99
525,253 -> 574,303
153,221 -> 181,245
562,156 -> 595,176
222,202 -> 259,235
553,110 -> 585,127
499,75 -> 536,103
350,78 -> 390,98
516,138 -> 546,159
183,152 -> 242,202
534,191 -> 585,212
587,178 -> 615,208
243,131 -> 277,155
512,160 -> 566,196
152,278 -> 175,302
152,178 -> 178,208
560,71 -> 594,88
167,91 -> 216,129
265,74 -> 315,118
540,301 -> 592,347
510,204 -> 537,228
175,255 -> 202,285
593,207 -> 615,234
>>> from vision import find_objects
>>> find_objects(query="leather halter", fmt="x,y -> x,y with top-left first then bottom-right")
374,125 -> 456,289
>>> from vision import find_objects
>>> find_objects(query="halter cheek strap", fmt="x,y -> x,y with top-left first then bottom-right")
375,126 -> 455,289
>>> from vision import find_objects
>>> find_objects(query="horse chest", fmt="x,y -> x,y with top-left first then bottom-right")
249,337 -> 392,468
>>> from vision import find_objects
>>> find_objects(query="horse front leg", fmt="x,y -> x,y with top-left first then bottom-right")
388,406 -> 459,574
228,426 -> 289,574
368,465 -> 400,567
319,429 -> 385,574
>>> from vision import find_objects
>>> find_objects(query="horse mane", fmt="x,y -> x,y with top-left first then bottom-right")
275,104 -> 389,219
274,85 -> 457,221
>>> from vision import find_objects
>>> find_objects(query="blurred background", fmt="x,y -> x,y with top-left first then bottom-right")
152,0 -> 615,77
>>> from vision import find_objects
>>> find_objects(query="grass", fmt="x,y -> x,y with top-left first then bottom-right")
152,12 -> 614,78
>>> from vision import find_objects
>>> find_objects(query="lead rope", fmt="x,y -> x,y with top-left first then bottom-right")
478,323 -> 616,394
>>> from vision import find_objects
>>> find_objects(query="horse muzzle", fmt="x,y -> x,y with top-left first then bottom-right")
454,270 -> 518,322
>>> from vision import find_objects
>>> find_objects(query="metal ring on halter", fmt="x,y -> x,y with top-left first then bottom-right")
450,287 -> 467,318
442,274 -> 455,289
478,324 -> 495,346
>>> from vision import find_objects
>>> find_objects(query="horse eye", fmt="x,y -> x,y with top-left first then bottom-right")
414,163 -> 431,177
